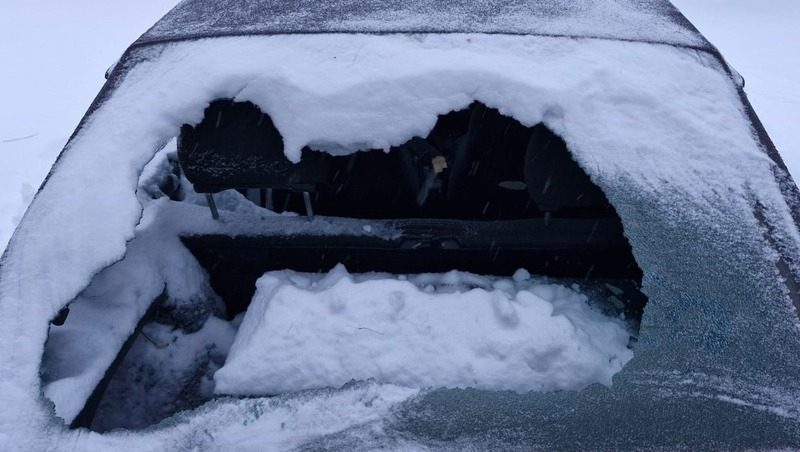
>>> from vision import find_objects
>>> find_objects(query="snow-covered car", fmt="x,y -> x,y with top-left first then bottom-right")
2,0 -> 800,450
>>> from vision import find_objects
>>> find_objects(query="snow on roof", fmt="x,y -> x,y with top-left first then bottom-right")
138,0 -> 710,49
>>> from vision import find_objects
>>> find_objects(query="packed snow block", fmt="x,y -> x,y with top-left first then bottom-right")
214,265 -> 633,395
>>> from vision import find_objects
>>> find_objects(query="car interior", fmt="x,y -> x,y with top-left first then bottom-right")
178,99 -> 646,319
50,99 -> 649,431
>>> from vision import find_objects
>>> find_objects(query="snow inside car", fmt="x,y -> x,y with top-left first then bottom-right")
2,0 -> 800,450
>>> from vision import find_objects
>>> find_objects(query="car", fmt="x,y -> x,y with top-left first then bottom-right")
2,0 -> 800,450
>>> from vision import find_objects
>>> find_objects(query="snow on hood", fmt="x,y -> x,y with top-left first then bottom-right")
1,33 -> 800,449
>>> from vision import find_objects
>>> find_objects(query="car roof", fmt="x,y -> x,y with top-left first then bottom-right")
136,0 -> 712,51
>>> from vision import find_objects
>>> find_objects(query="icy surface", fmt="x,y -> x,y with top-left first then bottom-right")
0,32 -> 799,449
140,0 -> 708,49
91,316 -> 236,431
216,266 -> 633,395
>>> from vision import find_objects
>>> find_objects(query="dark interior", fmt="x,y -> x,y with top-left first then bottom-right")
179,99 -> 612,219
178,99 -> 645,320
57,99 -> 648,432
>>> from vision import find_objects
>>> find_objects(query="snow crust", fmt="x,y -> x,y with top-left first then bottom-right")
1,32 -> 799,449
216,266 -> 633,395
141,0 -> 708,49
91,316 -> 236,431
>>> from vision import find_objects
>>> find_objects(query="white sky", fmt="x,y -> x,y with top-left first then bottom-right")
671,0 -> 800,178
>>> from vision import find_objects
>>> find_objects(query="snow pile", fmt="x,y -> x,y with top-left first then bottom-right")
215,265 -> 633,395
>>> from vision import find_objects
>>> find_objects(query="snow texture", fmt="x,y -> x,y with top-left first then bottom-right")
91,316 -> 236,432
0,0 -> 179,253
140,0 -> 708,49
215,266 -> 633,395
39,150 -> 407,427
671,0 -> 800,183
3,1 -> 799,256
0,32 -> 799,449
39,196 -> 221,424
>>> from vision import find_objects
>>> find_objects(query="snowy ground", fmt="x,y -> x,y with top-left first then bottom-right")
0,1 -> 798,253
0,1 -> 180,253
